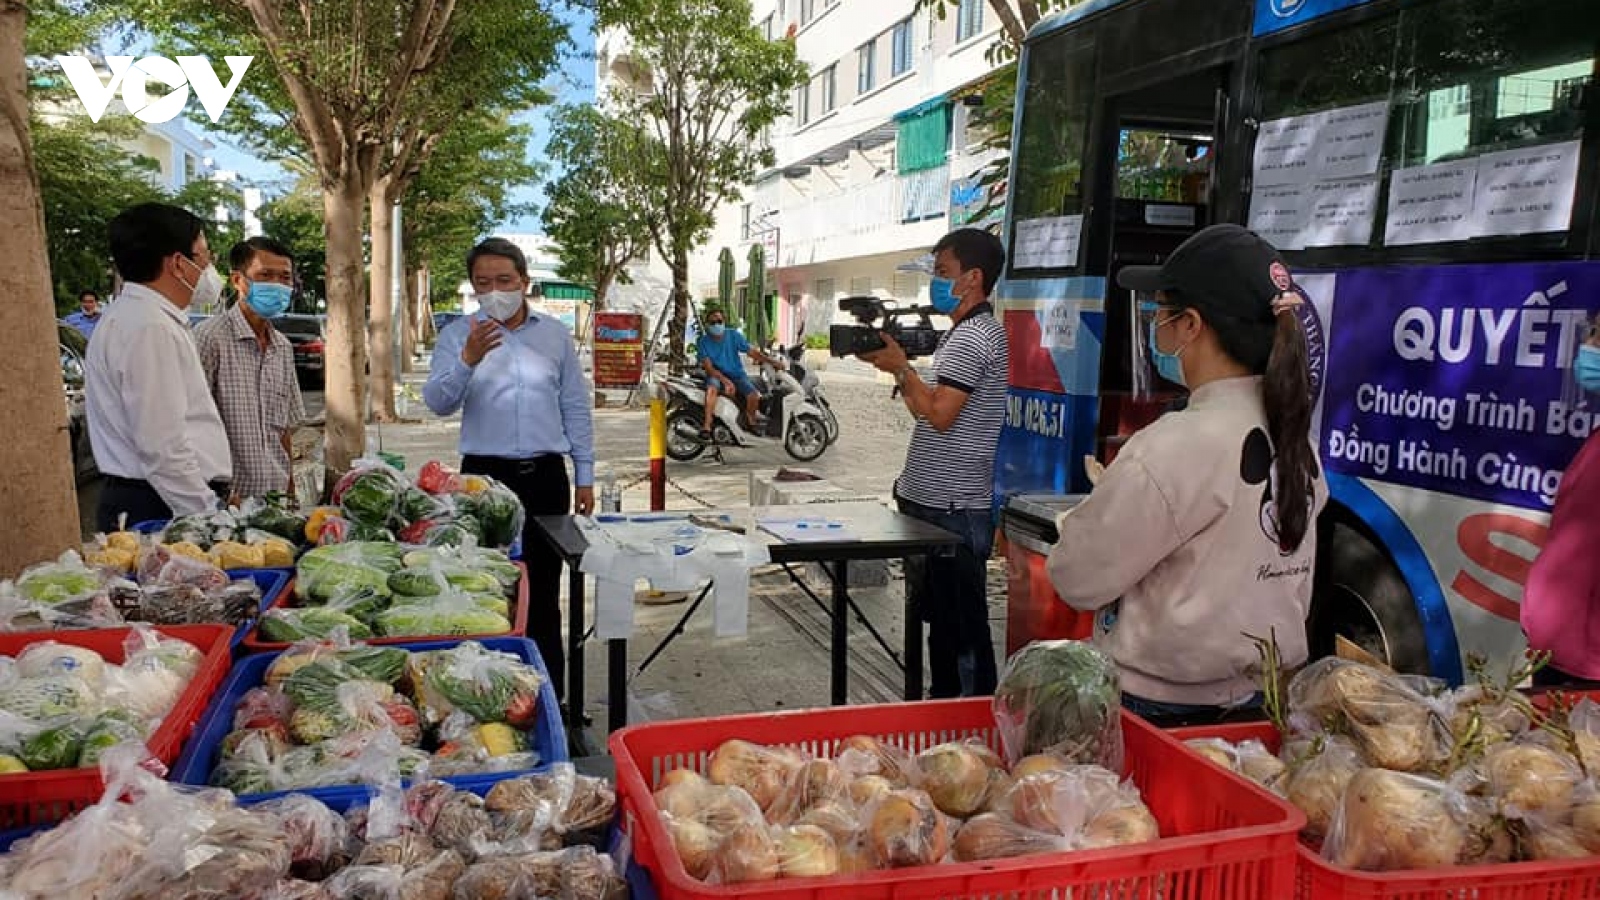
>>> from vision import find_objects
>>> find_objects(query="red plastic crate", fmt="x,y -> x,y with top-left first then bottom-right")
611,698 -> 1304,900
238,561 -> 531,653
0,625 -> 233,829
1171,720 -> 1600,900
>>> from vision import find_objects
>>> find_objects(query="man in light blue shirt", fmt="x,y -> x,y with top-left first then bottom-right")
423,237 -> 595,700
695,306 -> 777,439
62,289 -> 103,341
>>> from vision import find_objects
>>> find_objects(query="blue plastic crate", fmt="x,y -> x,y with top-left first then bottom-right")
0,825 -> 40,853
227,568 -> 291,653
170,637 -> 567,808
131,519 -> 168,534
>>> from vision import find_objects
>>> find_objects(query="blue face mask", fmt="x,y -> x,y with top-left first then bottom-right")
245,281 -> 292,319
1577,344 -> 1600,393
1148,315 -> 1187,387
708,322 -> 727,337
930,276 -> 961,314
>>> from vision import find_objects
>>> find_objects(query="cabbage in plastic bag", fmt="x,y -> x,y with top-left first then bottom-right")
993,640 -> 1123,770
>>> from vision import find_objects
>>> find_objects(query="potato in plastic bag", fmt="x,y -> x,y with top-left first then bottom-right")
705,738 -> 804,812
767,757 -> 850,825
952,812 -> 1070,861
834,734 -> 913,785
1289,658 -> 1451,773
1282,734 -> 1365,841
864,788 -> 951,869
1480,737 -> 1584,819
773,823 -> 841,878
915,740 -> 1002,818
1323,767 -> 1490,871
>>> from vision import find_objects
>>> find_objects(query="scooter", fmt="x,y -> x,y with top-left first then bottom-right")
662,355 -> 832,463
781,344 -> 839,446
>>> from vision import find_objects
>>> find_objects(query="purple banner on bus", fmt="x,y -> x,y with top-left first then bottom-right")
1319,262 -> 1600,511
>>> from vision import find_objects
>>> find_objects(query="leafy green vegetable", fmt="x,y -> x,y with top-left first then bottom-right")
993,640 -> 1124,769
16,565 -> 102,605
374,604 -> 510,638
334,647 -> 410,684
162,515 -> 221,547
21,721 -> 86,770
462,485 -> 523,548
421,642 -> 543,726
423,518 -> 482,549
259,607 -> 373,642
247,494 -> 309,544
349,523 -> 397,542
77,712 -> 145,767
388,568 -> 447,598
398,487 -> 450,524
339,468 -> 403,527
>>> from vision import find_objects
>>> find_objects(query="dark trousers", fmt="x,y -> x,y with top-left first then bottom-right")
96,476 -> 228,533
462,454 -> 570,701
897,496 -> 998,699
1533,663 -> 1600,690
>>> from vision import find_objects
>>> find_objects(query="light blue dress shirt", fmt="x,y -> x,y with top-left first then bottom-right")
423,312 -> 596,486
62,310 -> 101,340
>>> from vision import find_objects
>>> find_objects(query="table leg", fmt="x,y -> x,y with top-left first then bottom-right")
567,560 -> 585,722
609,639 -> 628,733
832,560 -> 849,705
904,554 -> 923,702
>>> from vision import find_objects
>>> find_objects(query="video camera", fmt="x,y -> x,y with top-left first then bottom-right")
828,296 -> 945,359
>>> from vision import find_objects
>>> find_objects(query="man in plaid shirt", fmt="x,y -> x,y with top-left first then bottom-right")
195,237 -> 306,502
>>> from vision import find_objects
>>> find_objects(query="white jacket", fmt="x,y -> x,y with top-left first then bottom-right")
1046,376 -> 1326,706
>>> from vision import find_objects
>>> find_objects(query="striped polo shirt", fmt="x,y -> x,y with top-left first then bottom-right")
894,303 -> 1009,511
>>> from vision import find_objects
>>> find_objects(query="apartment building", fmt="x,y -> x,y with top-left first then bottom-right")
597,0 -> 1007,347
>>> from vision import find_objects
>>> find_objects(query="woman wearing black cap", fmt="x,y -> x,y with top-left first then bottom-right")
1044,224 -> 1326,725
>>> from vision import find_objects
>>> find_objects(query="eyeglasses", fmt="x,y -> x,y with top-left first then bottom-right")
1138,301 -> 1183,329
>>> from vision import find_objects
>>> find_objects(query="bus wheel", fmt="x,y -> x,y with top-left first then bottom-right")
1308,518 -> 1432,675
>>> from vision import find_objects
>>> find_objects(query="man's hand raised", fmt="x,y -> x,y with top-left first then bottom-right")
461,318 -> 504,367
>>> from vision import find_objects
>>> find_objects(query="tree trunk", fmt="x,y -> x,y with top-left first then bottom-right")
367,178 -> 398,423
988,0 -> 1029,44
399,264 -> 417,373
322,173 -> 369,480
668,244 -> 691,374
0,3 -> 79,571
419,264 -> 436,343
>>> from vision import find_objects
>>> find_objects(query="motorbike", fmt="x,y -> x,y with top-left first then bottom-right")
662,351 -> 833,463
782,344 -> 839,446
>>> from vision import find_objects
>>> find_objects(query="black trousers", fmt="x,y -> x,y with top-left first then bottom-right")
462,454 -> 570,701
97,476 -> 229,533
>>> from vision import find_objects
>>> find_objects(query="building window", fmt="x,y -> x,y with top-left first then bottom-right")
800,0 -> 814,26
956,0 -> 984,42
857,40 -> 876,94
741,204 -> 753,241
820,66 -> 837,115
795,83 -> 811,126
891,18 -> 914,76
815,278 -> 835,305
761,14 -> 773,40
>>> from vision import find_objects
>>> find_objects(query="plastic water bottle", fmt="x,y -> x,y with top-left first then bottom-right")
600,468 -> 621,513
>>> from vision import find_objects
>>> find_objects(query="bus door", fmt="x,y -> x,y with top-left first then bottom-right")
1095,69 -> 1232,465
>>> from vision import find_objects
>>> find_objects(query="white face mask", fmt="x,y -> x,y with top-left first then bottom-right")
477,290 -> 524,322
178,256 -> 224,311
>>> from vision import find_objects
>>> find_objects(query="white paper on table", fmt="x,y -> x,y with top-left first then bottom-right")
1247,183 -> 1310,250
594,576 -> 635,640
1303,176 -> 1379,248
710,558 -> 750,638
1470,140 -> 1582,238
1040,300 -> 1079,350
758,517 -> 856,544
1385,158 -> 1478,246
1012,215 -> 1083,270
1312,101 -> 1389,181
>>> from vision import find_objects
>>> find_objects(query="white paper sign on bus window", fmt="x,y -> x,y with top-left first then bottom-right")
1313,101 -> 1389,181
1470,140 -> 1582,238
1303,176 -> 1379,248
1247,184 -> 1310,250
1252,115 -> 1321,187
1385,159 -> 1478,246
1012,215 -> 1083,270
1040,300 -> 1080,350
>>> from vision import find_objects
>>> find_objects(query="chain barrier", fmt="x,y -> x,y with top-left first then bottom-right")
608,471 -> 718,509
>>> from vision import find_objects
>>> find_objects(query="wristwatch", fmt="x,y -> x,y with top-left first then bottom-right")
894,365 -> 914,388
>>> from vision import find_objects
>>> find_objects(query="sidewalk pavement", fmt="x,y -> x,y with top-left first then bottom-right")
342,357 -> 1009,743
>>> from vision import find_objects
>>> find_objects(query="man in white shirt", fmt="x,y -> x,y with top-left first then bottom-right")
87,202 -> 233,531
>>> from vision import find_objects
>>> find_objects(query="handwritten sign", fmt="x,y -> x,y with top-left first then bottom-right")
1385,159 -> 1478,246
1012,215 -> 1083,270
1471,140 -> 1582,238
1253,101 -> 1388,187
1303,176 -> 1379,247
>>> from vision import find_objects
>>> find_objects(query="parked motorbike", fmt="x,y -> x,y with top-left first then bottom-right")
663,352 -> 832,462
782,344 -> 839,446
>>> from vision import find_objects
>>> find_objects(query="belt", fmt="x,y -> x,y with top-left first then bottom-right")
462,454 -> 562,476
105,474 -> 232,495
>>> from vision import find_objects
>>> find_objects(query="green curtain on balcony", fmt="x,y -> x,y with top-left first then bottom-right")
895,99 -> 951,175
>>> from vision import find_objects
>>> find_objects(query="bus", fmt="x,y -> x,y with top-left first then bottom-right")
995,0 -> 1599,683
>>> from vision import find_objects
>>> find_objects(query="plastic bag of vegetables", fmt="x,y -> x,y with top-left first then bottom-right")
243,493 -> 310,545
1279,733 -> 1364,841
1289,658 -> 1453,774
993,640 -> 1123,770
137,544 -> 231,593
1323,767 -> 1509,871
260,606 -> 376,643
333,460 -> 407,528
417,642 -> 544,728
298,542 -> 404,603
375,588 -> 511,639
15,551 -> 106,606
457,480 -> 524,550
401,547 -> 519,592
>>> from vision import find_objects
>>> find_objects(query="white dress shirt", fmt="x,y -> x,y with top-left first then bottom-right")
85,282 -> 231,516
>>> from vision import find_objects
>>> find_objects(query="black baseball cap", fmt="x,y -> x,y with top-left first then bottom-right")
1117,224 -> 1294,323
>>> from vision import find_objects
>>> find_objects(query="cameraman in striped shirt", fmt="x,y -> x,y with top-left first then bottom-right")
861,228 -> 1010,698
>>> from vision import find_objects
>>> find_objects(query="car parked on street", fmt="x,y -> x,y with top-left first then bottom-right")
276,313 -> 326,387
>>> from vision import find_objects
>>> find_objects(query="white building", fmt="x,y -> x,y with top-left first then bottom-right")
598,0 -> 1006,347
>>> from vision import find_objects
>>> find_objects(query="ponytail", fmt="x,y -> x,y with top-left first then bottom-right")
1263,304 -> 1316,553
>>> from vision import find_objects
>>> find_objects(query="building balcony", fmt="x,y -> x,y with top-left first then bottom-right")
776,163 -> 949,269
